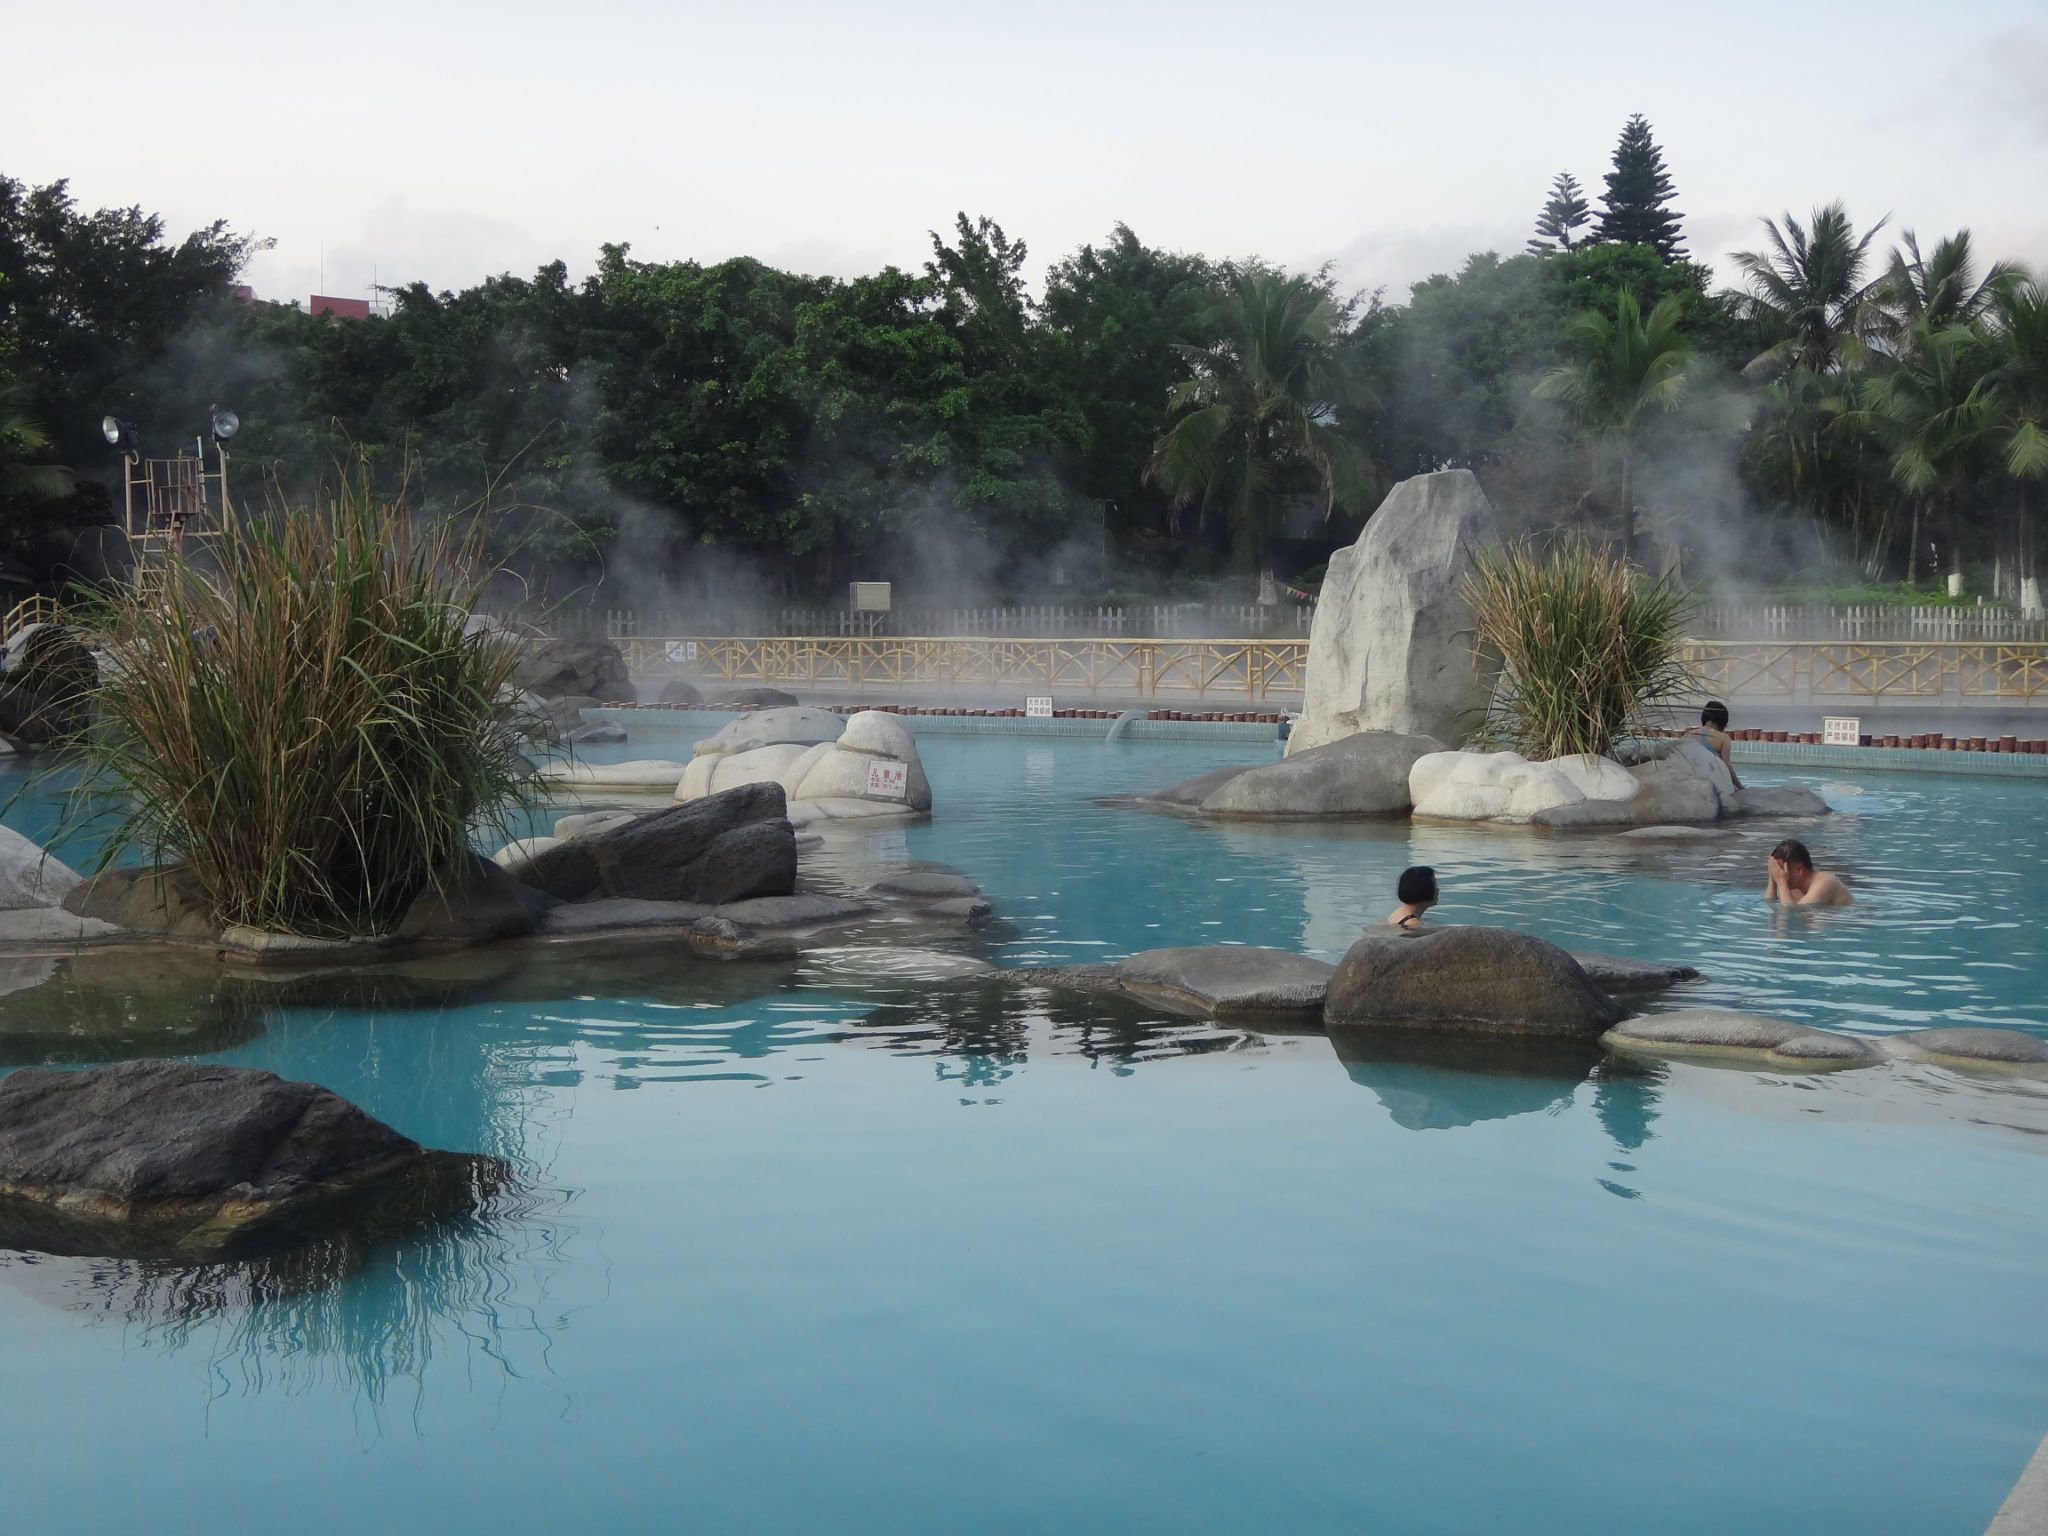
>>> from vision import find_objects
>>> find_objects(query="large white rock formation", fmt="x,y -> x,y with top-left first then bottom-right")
1291,469 -> 1503,755
677,708 -> 931,820
1407,736 -> 1829,826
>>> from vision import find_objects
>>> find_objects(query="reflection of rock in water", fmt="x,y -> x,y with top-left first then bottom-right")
1590,1056 -> 1665,1151
849,978 -> 1245,1078
0,947 -> 270,1065
1330,1029 -> 1616,1132
0,1159 -> 559,1410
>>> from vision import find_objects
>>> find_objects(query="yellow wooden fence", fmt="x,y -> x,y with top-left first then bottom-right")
615,636 -> 1310,700
614,633 -> 2048,704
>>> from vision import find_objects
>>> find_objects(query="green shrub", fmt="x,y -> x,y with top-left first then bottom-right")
74,488 -> 534,936
1463,539 -> 1696,760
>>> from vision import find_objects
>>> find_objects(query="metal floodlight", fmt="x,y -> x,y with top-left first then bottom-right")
210,407 -> 240,442
101,415 -> 125,447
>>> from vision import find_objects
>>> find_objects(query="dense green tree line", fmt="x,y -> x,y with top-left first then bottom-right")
2,114 -> 2042,607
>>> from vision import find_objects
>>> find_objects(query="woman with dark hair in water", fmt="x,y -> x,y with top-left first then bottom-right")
1387,866 -> 1438,929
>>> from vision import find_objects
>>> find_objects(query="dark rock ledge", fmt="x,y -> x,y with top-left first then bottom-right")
0,1059 -> 503,1261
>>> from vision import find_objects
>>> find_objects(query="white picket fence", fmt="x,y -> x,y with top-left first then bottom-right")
590,603 -> 1317,640
1689,605 -> 2048,642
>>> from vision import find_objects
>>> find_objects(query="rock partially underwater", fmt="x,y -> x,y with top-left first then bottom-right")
517,782 -> 798,906
0,1060 -> 504,1262
1602,1010 -> 1883,1067
1141,731 -> 1444,819
1325,926 -> 1628,1040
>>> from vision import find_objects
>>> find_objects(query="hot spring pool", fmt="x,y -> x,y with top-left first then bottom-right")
2,731 -> 2045,1534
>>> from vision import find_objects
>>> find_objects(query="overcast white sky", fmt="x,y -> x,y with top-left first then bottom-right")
7,0 -> 2046,311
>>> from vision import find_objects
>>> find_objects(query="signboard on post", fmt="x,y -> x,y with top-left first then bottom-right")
849,581 -> 892,612
663,640 -> 698,663
1025,696 -> 1053,719
1822,716 -> 1861,747
866,758 -> 909,800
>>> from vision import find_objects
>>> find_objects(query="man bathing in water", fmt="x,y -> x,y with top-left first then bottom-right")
1763,839 -> 1854,906
1685,700 -> 1744,790
1386,866 -> 1438,929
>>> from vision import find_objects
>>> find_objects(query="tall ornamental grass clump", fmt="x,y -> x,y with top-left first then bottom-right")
79,489 -> 533,936
1462,539 -> 1696,760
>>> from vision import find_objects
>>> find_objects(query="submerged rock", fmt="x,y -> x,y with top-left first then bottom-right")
1725,784 -> 1832,818
1889,1027 -> 2048,1067
0,1059 -> 494,1260
1292,469 -> 1503,754
1566,952 -> 1703,993
517,781 -> 797,905
535,759 -> 689,789
720,686 -> 800,708
1325,926 -> 1626,1039
1603,1009 -> 1880,1066
1138,763 -> 1257,809
1001,945 -> 1333,1022
1115,946 -> 1335,1019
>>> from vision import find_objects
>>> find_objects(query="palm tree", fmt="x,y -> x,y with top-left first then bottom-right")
1532,289 -> 1690,564
1863,319 -> 1997,587
1871,229 -> 2016,360
1987,276 -> 2048,614
1147,269 -> 1374,597
1728,202 -> 1888,377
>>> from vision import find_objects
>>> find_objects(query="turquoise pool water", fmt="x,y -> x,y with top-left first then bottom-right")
2,732 -> 2047,1533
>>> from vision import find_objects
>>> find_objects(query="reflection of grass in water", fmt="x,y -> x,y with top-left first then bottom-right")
5,1165 -> 573,1424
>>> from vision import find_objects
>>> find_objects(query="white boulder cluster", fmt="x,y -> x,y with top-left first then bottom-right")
677,707 -> 932,824
1408,736 -> 1825,826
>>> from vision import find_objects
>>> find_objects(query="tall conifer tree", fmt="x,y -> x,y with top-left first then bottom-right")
1527,172 -> 1591,254
1595,115 -> 1686,259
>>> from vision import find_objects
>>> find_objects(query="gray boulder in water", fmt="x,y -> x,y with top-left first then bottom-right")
0,1059 -> 492,1259
394,852 -> 557,942
1325,926 -> 1626,1039
517,781 -> 797,905
1291,470 -> 1502,754
1196,730 -> 1444,817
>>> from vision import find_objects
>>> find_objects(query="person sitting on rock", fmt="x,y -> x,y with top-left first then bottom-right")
1685,700 -> 1744,790
1386,866 -> 1438,930
1763,839 -> 1854,906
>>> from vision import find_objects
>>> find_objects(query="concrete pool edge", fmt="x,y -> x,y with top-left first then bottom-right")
1987,1428 -> 2048,1534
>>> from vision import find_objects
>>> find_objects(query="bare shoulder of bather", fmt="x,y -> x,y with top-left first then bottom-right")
1799,870 -> 1855,906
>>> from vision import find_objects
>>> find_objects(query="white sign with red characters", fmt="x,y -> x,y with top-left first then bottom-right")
1025,696 -> 1054,718
1822,716 -> 1861,747
866,758 -> 910,800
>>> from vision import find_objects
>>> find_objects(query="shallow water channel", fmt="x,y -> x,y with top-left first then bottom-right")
1,730 -> 2045,1534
